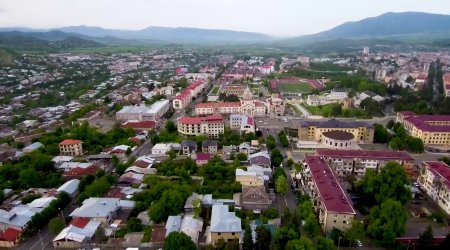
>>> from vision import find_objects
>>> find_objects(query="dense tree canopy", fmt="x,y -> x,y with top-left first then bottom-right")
164,232 -> 196,250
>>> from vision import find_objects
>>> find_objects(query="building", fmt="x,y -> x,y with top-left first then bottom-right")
444,73 -> 450,98
396,111 -> 450,147
202,140 -> 218,154
223,85 -> 245,96
69,198 -> 120,225
329,88 -> 349,100
181,140 -> 197,155
196,153 -> 211,166
52,219 -> 101,249
116,100 -> 170,122
259,64 -> 274,75
210,204 -> 241,245
173,80 -> 205,110
297,119 -> 374,143
59,139 -> 83,156
177,115 -> 225,139
301,156 -> 356,233
248,151 -> 271,168
23,142 -> 44,153
418,161 -> 450,216
358,91 -> 385,103
235,169 -> 265,187
315,148 -> 415,178
363,47 -> 370,55
321,131 -> 356,149
151,143 -> 172,155
240,186 -> 272,210
57,179 -> 80,198
230,114 -> 255,134
0,228 -> 21,248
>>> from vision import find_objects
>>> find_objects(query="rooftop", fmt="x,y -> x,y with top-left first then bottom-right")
70,198 -> 119,218
210,204 -> 241,233
315,149 -> 414,161
424,161 -> 450,189
322,131 -> 354,140
300,119 -> 373,129
305,156 -> 355,214
59,139 -> 82,146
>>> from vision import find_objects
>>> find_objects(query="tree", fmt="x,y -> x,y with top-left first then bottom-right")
266,135 -> 276,150
286,237 -> 315,250
164,232 -> 196,250
418,225 -> 434,250
127,217 -> 143,232
225,94 -> 240,102
125,147 -> 132,156
331,103 -> 342,117
237,152 -> 248,161
256,226 -> 272,250
386,119 -> 395,129
345,219 -> 365,246
302,214 -> 321,237
314,236 -> 336,250
367,199 -> 408,246
287,158 -> 294,168
407,137 -> 424,153
94,227 -> 106,243
243,225 -> 254,250
165,120 -> 177,133
49,217 -> 65,234
373,124 -> 391,144
271,149 -> 283,168
275,175 -> 288,195
278,130 -> 289,147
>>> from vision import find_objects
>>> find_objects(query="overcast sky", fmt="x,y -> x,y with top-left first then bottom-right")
1,0 -> 449,36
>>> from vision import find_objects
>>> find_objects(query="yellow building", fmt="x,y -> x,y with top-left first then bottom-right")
235,169 -> 265,187
210,204 -> 241,245
297,119 -> 374,143
301,156 -> 356,233
396,112 -> 450,146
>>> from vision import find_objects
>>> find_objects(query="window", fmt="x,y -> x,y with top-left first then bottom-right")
333,220 -> 337,224
232,232 -> 235,236
218,232 -> 221,236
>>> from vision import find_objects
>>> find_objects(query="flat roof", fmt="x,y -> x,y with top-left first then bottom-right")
305,156 -> 355,214
315,149 -> 414,161
148,99 -> 170,113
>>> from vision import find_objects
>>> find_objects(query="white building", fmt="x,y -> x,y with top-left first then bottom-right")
418,161 -> 450,216
177,115 -> 225,139
230,114 -> 255,134
70,198 -> 120,224
329,88 -> 349,100
151,143 -> 172,155
116,100 -> 170,122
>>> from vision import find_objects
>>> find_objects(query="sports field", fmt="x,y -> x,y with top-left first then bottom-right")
279,82 -> 313,93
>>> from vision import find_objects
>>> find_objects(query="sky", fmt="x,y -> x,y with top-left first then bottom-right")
0,0 -> 450,37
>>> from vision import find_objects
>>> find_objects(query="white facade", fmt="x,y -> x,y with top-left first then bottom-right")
116,100 -> 170,122
151,143 -> 172,155
329,89 -> 349,100
418,161 -> 450,216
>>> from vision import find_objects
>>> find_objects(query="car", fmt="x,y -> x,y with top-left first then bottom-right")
259,120 -> 263,123
356,240 -> 363,247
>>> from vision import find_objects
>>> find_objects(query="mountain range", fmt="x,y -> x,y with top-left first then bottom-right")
1,12 -> 450,50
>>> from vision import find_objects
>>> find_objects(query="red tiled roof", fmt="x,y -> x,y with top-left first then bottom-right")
105,186 -> 125,199
0,228 -> 21,241
195,102 -> 241,109
424,161 -> 450,189
59,139 -> 82,145
445,84 -> 450,90
315,149 -> 414,161
122,121 -> 156,129
70,218 -> 90,228
404,116 -> 450,132
305,156 -> 355,214
178,115 -> 224,125
132,160 -> 151,169
64,165 -> 99,177
196,153 -> 211,161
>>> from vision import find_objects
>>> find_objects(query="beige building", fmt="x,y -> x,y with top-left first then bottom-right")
301,156 -> 356,233
235,169 -> 265,187
444,73 -> 450,97
59,139 -> 83,156
177,115 -> 224,139
396,111 -> 450,146
297,119 -> 374,143
418,161 -> 450,216
210,204 -> 241,245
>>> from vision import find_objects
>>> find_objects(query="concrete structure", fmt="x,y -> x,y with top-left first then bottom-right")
315,148 -> 415,178
151,143 -> 172,155
173,80 -> 205,110
202,140 -> 218,154
301,156 -> 355,233
297,119 -> 374,144
210,204 -> 241,245
181,140 -> 197,155
59,139 -> 83,156
70,198 -> 120,225
177,115 -> 225,139
240,186 -> 272,210
23,142 -> 44,153
396,111 -> 450,147
329,88 -> 349,100
230,114 -> 255,134
444,73 -> 450,98
235,169 -> 265,187
53,219 -> 101,249
116,100 -> 170,122
322,131 -> 355,149
418,161 -> 450,216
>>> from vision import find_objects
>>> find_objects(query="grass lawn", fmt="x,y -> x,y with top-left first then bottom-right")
211,86 -> 220,95
279,82 -> 313,93
303,103 -> 372,118
251,87 -> 259,95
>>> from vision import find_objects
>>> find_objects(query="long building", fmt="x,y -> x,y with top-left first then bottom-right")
418,161 -> 450,216
297,119 -> 374,144
116,100 -> 170,122
177,115 -> 224,139
301,156 -> 355,233
314,149 -> 415,178
173,80 -> 205,110
396,111 -> 450,147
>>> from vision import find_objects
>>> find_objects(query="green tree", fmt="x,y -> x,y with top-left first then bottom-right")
287,158 -> 294,168
331,103 -> 342,117
164,232 -> 196,250
271,149 -> 283,168
345,219 -> 365,246
367,199 -> 408,246
418,225 -> 434,250
302,214 -> 321,237
256,226 -> 272,250
237,152 -> 248,161
314,236 -> 336,250
389,136 -> 406,150
386,119 -> 395,129
286,237 -> 315,250
266,135 -> 276,150
165,120 -> 177,133
127,217 -> 143,232
373,124 -> 391,144
243,225 -> 254,250
275,175 -> 288,195
407,137 -> 424,153
49,217 -> 65,234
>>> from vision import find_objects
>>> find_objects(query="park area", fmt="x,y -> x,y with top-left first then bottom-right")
279,82 -> 314,94
303,103 -> 372,118
210,86 -> 220,95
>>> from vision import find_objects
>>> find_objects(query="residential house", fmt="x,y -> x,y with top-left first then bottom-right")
151,143 -> 172,155
22,142 -> 44,153
181,140 -> 197,155
59,139 -> 83,156
240,186 -> 272,210
69,198 -> 120,225
210,204 -> 241,245
57,179 -> 80,198
0,228 -> 21,248
418,161 -> 450,216
202,140 -> 218,154
196,153 -> 211,166
52,219 -> 101,249
235,169 -> 265,187
248,151 -> 271,168
165,216 -> 182,237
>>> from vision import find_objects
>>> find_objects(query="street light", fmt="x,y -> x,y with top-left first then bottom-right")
337,236 -> 342,250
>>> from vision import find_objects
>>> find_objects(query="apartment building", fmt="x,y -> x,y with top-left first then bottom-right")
177,115 -> 224,139
116,100 -> 170,122
315,149 -> 415,178
297,119 -> 374,143
396,111 -> 450,146
301,156 -> 356,233
173,80 -> 205,110
418,161 -> 450,216
444,73 -> 450,97
59,139 -> 83,156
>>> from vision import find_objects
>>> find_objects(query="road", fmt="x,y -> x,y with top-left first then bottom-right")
130,139 -> 153,158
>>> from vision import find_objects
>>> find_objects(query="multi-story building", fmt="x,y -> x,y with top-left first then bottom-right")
329,88 -> 349,100
210,204 -> 241,245
59,139 -> 83,156
230,114 -> 255,134
116,100 -> 170,122
235,169 -> 266,187
301,156 -> 356,233
173,80 -> 205,110
396,111 -> 450,146
315,149 -> 415,178
418,161 -> 450,216
297,119 -> 374,143
223,85 -> 245,96
177,115 -> 224,139
268,97 -> 285,117
444,73 -> 450,98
